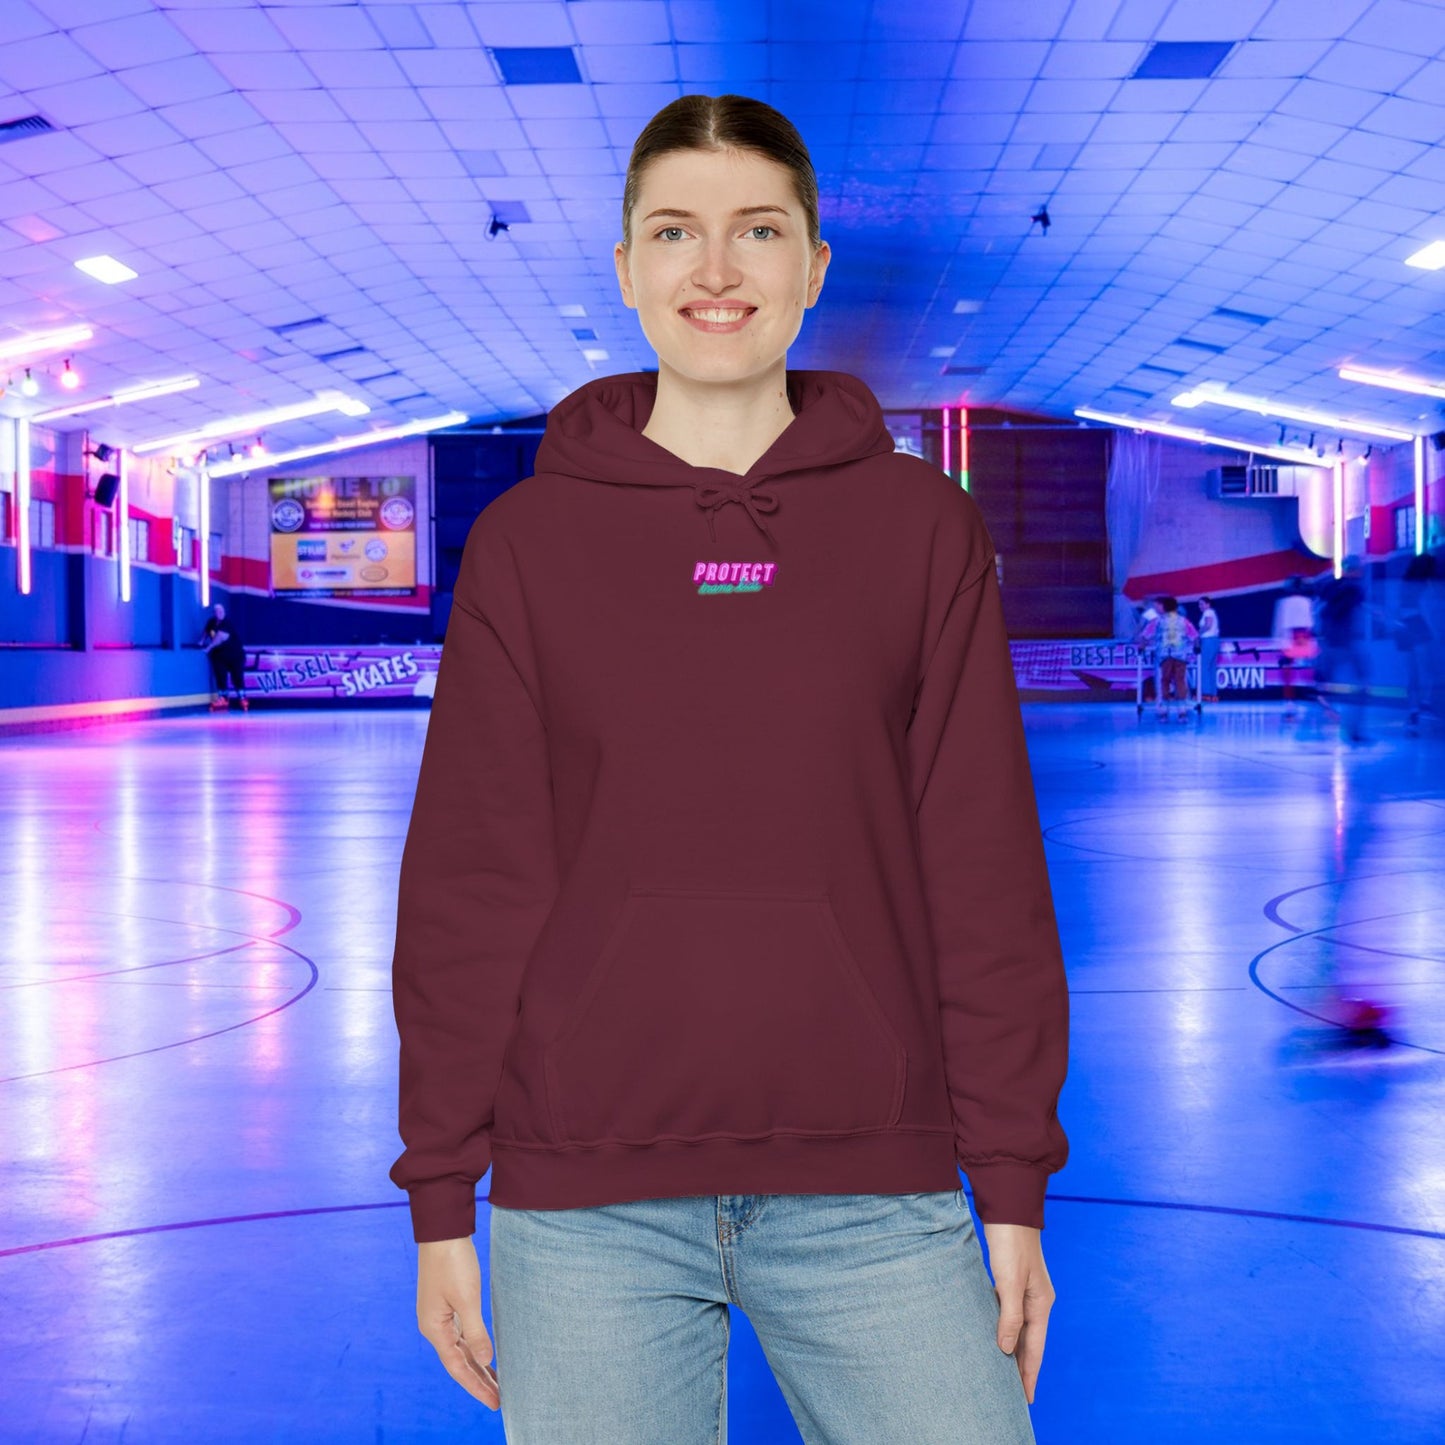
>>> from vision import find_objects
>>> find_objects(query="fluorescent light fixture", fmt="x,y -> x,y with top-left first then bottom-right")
1338,365 -> 1445,401
75,255 -> 139,284
32,374 -> 202,422
1074,407 -> 1333,467
204,412 -> 468,479
1416,435 -> 1426,557
1332,459 -> 1344,578
132,390 -> 371,456
0,324 -> 94,363
1404,240 -> 1445,271
1171,382 -> 1414,441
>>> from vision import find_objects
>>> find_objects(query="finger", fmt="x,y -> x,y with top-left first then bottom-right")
1016,1311 -> 1050,1404
421,1316 -> 501,1410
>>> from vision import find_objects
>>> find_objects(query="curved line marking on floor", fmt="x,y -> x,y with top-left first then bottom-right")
1248,916 -> 1445,1056
0,881 -> 318,1083
3,1190 -> 1441,1259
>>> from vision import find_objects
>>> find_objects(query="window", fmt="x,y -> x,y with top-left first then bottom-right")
93,507 -> 113,557
1396,504 -> 1416,553
176,524 -> 197,571
29,497 -> 55,549
128,516 -> 150,563
208,530 -> 221,572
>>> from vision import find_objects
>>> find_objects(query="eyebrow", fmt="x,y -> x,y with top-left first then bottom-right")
641,205 -> 791,222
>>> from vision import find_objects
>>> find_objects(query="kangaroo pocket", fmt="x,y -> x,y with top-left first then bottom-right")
542,886 -> 908,1146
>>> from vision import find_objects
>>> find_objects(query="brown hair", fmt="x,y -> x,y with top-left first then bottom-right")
620,94 -> 821,253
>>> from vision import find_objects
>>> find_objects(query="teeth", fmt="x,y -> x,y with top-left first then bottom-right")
686,308 -> 751,322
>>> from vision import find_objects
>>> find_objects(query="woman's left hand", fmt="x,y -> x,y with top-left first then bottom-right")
980,1221 -> 1055,1404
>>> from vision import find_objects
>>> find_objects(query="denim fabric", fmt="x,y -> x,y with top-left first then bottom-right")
488,1189 -> 1037,1444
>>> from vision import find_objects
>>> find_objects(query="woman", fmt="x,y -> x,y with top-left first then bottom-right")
389,94 -> 1070,1443
1197,595 -> 1221,703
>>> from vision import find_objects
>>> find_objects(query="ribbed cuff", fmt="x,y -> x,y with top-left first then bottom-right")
962,1162 -> 1050,1229
407,1177 -> 479,1244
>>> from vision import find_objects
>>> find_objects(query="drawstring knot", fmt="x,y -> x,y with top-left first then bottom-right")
692,478 -> 779,545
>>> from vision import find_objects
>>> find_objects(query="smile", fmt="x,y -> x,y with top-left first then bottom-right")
680,307 -> 756,332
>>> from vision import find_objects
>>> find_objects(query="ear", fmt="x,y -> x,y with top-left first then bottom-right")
806,239 -> 831,308
614,241 -> 635,310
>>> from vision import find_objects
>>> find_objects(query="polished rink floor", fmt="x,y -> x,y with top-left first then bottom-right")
1,703 -> 1442,1444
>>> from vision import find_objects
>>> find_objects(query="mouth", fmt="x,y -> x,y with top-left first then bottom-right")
679,305 -> 756,333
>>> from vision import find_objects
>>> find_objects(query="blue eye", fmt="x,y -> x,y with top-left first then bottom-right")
750,225 -> 777,239
658,226 -> 685,241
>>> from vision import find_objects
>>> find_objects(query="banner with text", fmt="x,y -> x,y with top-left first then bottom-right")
269,475 -> 417,597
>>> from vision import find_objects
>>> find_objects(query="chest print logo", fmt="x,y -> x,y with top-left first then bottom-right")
693,560 -> 778,595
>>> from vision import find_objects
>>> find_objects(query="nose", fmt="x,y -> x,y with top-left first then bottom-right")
691,235 -> 745,293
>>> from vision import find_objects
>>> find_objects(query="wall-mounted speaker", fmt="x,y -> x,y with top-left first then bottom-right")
1430,431 -> 1445,452
93,472 -> 120,507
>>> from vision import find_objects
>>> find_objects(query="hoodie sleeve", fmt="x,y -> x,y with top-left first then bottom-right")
388,516 -> 558,1244
906,524 -> 1070,1231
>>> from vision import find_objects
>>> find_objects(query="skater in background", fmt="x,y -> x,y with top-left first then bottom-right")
1395,553 -> 1436,735
1271,577 -> 1319,721
1196,596 -> 1220,703
1138,596 -> 1197,721
199,602 -> 248,713
1315,557 -> 1371,744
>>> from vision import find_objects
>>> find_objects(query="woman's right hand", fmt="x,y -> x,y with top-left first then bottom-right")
416,1237 -> 500,1410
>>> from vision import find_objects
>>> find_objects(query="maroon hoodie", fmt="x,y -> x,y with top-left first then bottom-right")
389,369 -> 1070,1244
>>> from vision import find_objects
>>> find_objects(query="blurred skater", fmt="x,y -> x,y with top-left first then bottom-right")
199,603 -> 248,713
1196,595 -> 1220,702
1271,577 -> 1320,721
1139,596 -> 1197,721
1394,554 -> 1436,735
1314,558 -> 1371,744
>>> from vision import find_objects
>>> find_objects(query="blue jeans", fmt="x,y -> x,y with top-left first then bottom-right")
488,1190 -> 1037,1444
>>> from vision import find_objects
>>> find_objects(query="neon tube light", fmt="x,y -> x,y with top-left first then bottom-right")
33,375 -> 201,423
942,406 -> 951,478
959,406 -> 969,492
204,412 -> 469,478
118,447 -> 131,605
1172,383 -> 1413,441
199,464 -> 210,608
0,325 -> 94,363
16,417 -> 31,595
1332,459 -> 1344,578
1073,408 -> 1333,467
1416,435 -> 1426,557
132,390 -> 371,456
1338,366 -> 1445,401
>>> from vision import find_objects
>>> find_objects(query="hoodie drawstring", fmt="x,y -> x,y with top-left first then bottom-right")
692,478 -> 779,546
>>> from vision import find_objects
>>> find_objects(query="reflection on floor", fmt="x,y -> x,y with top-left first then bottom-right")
2,703 -> 1442,1443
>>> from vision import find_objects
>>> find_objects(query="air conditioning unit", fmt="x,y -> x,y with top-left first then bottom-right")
1209,463 -> 1314,498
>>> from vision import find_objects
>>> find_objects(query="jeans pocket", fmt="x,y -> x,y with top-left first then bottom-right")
542,885 -> 908,1145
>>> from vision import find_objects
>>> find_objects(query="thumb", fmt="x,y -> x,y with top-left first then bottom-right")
995,1283 -> 1024,1354
456,1307 -> 492,1365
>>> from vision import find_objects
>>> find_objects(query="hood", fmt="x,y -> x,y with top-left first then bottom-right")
533,369 -> 897,546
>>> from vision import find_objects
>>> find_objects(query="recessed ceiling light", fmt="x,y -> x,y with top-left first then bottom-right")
75,255 -> 139,284
1403,240 -> 1445,271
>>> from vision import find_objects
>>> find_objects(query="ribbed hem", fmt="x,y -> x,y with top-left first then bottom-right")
407,1177 -> 480,1244
961,1162 -> 1051,1229
487,1127 -> 959,1209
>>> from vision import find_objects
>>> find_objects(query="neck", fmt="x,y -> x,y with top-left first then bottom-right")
641,361 -> 796,475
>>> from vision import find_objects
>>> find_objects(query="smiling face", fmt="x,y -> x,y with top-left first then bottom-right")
614,146 -> 830,385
